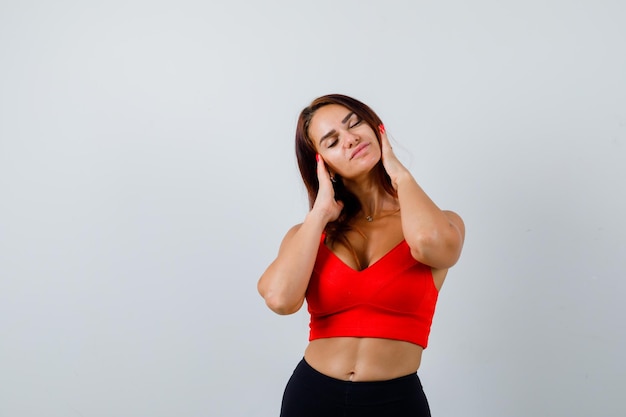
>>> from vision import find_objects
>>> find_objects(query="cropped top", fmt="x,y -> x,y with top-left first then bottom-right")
306,237 -> 439,348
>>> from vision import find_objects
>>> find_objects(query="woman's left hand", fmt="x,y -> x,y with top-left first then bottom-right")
379,124 -> 410,189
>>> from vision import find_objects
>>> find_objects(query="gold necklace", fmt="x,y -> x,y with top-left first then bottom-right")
365,208 -> 400,222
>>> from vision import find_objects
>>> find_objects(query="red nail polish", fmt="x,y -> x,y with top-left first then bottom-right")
379,124 -> 385,134
316,153 -> 320,162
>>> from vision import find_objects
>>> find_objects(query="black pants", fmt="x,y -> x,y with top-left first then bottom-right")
280,359 -> 431,417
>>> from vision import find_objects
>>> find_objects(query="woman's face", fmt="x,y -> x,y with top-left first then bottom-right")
308,104 -> 381,180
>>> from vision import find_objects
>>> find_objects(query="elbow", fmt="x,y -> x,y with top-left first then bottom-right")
408,211 -> 465,269
263,293 -> 303,315
258,282 -> 303,315
408,230 -> 463,269
406,231 -> 438,263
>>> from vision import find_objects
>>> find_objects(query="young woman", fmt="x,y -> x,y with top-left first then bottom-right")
258,94 -> 465,417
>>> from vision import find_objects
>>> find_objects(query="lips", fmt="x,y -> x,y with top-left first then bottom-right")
350,143 -> 370,160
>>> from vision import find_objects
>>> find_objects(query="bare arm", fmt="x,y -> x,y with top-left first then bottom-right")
257,215 -> 325,315
395,174 -> 465,268
257,156 -> 343,315
380,127 -> 465,269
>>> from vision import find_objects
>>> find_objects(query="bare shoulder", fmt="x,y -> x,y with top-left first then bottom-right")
431,267 -> 449,291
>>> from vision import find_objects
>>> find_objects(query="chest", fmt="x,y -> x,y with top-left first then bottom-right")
307,240 -> 436,315
328,219 -> 405,271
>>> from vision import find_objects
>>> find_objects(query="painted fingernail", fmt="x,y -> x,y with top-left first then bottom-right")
379,124 -> 385,134
316,153 -> 320,162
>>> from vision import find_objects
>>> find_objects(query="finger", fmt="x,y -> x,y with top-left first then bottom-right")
316,154 -> 332,187
316,153 -> 325,177
378,124 -> 394,154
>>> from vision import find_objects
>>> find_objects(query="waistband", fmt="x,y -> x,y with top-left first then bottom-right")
294,358 -> 423,400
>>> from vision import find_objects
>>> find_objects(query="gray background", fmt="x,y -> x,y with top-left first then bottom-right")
1,1 -> 625,416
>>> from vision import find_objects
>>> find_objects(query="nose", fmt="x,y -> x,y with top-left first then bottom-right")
342,130 -> 360,147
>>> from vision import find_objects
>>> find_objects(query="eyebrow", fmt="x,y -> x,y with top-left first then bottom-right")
318,111 -> 356,146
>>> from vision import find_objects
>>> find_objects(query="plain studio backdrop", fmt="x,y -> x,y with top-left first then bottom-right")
1,1 -> 625,416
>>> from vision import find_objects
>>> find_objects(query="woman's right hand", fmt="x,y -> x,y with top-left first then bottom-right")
311,155 -> 344,223
258,155 -> 343,315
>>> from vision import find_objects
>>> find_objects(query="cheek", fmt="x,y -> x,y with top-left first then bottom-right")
373,141 -> 383,159
319,151 -> 345,173
321,154 -> 340,170
372,136 -> 382,151
319,147 -> 340,160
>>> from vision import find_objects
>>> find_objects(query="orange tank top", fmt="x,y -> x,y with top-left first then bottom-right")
306,237 -> 439,348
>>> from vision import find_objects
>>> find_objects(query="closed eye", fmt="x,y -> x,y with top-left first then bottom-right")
349,117 -> 363,129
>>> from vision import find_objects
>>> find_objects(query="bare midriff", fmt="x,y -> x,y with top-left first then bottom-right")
304,337 -> 424,382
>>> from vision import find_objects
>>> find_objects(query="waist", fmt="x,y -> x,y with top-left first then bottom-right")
304,337 -> 424,382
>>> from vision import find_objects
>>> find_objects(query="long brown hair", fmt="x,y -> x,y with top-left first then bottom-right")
295,94 -> 397,246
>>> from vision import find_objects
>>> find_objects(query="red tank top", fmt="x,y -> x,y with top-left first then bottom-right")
306,237 -> 439,348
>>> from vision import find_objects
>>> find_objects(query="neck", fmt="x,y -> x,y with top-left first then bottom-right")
343,174 -> 397,218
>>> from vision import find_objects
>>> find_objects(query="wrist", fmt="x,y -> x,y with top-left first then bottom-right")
305,209 -> 333,227
391,170 -> 413,189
